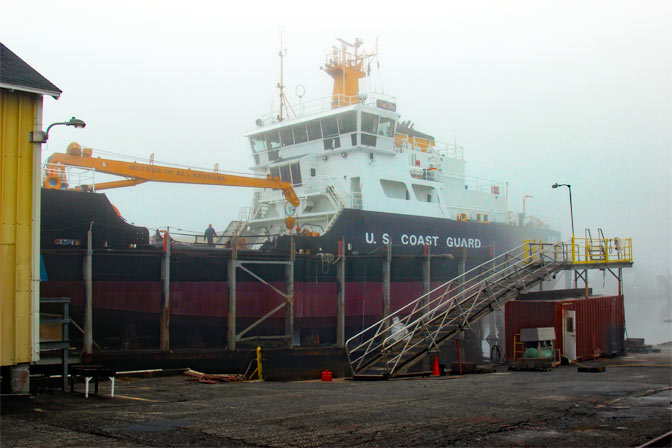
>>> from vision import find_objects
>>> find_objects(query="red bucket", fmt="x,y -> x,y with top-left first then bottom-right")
321,369 -> 332,382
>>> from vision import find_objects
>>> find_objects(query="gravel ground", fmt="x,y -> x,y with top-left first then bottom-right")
2,346 -> 670,447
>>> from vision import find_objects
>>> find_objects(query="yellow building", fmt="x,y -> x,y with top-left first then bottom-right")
1,43 -> 61,384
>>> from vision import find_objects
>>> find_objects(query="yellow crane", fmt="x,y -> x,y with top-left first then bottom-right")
44,142 -> 300,229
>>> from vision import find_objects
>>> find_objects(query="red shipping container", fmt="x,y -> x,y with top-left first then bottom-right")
505,295 -> 625,361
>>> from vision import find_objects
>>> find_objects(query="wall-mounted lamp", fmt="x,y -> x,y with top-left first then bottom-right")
31,117 -> 86,144
341,152 -> 347,158
322,155 -> 328,161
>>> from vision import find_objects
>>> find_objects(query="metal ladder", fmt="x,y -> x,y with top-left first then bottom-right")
585,228 -> 607,261
345,241 -> 571,379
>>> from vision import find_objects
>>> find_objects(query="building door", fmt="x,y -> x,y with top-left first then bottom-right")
563,309 -> 577,360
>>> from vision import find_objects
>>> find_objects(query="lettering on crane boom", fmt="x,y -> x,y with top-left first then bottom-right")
127,164 -> 232,181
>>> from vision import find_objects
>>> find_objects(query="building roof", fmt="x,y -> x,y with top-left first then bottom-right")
0,43 -> 61,98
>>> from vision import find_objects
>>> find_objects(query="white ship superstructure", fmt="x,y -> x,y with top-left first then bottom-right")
242,39 -> 509,239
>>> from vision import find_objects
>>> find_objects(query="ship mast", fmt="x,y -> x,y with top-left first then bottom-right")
324,37 -> 376,108
277,33 -> 295,121
278,33 -> 285,121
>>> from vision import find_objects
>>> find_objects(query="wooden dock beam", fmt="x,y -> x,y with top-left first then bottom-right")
382,243 -> 391,330
160,228 -> 171,352
285,237 -> 295,349
336,238 -> 346,348
83,222 -> 94,360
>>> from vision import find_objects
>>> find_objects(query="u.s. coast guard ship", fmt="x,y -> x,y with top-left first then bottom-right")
240,38 -> 558,255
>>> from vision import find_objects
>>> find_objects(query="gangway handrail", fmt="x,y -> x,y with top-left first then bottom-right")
345,241 -> 563,372
346,235 -> 633,377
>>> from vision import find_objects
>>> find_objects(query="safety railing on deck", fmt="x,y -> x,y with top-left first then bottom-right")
259,92 -> 397,125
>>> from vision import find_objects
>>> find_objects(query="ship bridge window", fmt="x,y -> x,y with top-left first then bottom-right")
361,133 -> 376,147
270,162 -> 302,186
307,120 -> 322,141
266,131 -> 281,150
380,179 -> 409,200
321,116 -> 339,137
338,111 -> 357,134
323,137 -> 340,150
250,135 -> 267,152
362,112 -> 379,134
378,117 -> 395,137
293,125 -> 308,144
280,128 -> 294,147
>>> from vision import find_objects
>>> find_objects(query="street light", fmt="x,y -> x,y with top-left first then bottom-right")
522,195 -> 533,215
552,183 -> 574,236
30,117 -> 86,143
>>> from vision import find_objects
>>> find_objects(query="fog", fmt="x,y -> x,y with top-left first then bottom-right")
2,1 -> 670,343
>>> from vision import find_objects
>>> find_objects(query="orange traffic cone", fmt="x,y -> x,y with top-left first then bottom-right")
431,355 -> 440,376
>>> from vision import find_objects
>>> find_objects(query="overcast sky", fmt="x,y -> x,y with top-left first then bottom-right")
2,1 -> 670,341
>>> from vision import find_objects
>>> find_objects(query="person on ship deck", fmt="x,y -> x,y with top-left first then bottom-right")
204,224 -> 217,247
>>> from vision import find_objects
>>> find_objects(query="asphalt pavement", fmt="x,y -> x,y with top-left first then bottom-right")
2,345 -> 670,447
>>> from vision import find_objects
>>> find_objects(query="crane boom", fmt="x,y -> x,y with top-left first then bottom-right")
44,143 -> 300,208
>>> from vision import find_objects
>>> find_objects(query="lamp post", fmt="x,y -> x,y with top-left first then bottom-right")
551,183 -> 574,236
30,117 -> 86,143
522,195 -> 533,215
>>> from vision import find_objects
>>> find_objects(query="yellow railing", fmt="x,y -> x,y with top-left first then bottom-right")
523,236 -> 633,265
569,236 -> 633,264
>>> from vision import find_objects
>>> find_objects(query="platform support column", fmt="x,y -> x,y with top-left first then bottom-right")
336,238 -> 346,348
160,228 -> 171,352
457,246 -> 467,294
382,243 -> 391,331
285,237 -> 295,349
618,268 -> 622,296
227,257 -> 237,351
83,222 -> 94,360
422,245 -> 431,309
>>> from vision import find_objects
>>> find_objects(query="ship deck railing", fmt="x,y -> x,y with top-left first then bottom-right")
259,92 -> 397,126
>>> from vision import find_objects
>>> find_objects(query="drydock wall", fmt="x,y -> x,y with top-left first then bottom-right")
0,88 -> 40,366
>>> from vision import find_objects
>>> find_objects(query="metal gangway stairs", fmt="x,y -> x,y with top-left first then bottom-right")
345,237 -> 633,380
